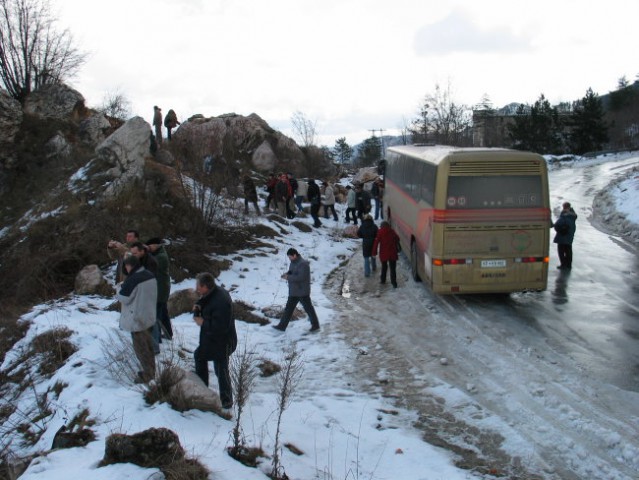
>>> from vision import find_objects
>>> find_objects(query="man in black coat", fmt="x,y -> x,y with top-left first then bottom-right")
552,202 -> 578,270
193,272 -> 237,409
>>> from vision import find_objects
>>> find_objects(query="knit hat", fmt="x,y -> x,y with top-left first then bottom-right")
145,237 -> 163,246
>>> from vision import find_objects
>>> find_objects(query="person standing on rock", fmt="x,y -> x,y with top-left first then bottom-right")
163,109 -> 180,140
193,272 -> 237,410
272,248 -> 320,332
152,106 -> 163,144
117,255 -> 157,384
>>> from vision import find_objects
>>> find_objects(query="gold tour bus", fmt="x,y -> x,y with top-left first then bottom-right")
383,145 -> 550,294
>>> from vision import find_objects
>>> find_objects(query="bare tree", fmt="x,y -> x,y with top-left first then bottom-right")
0,0 -> 86,101
99,89 -> 131,121
290,110 -> 317,147
411,81 -> 473,146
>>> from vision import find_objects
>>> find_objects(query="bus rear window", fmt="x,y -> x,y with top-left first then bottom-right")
447,176 -> 542,209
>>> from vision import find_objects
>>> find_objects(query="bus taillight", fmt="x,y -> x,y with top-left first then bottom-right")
515,257 -> 547,263
433,258 -> 472,266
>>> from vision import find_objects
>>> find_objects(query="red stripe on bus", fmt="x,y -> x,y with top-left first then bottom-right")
433,208 -> 550,223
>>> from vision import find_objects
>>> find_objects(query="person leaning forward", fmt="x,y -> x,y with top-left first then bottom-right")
193,272 -> 237,409
272,248 -> 320,332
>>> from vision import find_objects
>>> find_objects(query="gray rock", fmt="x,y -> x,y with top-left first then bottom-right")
97,116 -> 152,199
74,265 -> 113,296
252,140 -> 277,171
23,83 -> 85,120
167,369 -> 223,413
79,112 -> 111,146
45,132 -> 72,160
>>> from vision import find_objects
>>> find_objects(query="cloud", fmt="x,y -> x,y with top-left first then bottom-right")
414,10 -> 532,56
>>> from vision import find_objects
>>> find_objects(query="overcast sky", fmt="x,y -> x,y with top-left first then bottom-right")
57,0 -> 638,146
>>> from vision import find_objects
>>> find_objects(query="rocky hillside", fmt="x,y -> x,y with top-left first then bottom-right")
0,83 -> 334,313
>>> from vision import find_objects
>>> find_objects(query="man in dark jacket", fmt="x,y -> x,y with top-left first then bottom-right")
552,202 -> 578,270
193,272 -> 237,409
357,214 -> 378,277
147,238 -> 172,341
242,175 -> 261,215
163,109 -> 180,140
272,248 -> 320,332
307,179 -> 322,228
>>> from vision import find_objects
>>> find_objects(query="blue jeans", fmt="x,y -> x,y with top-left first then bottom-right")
374,199 -> 383,220
364,256 -> 377,277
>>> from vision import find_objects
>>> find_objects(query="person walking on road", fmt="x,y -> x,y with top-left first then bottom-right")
272,248 -> 320,332
193,272 -> 237,409
372,221 -> 400,288
357,214 -> 378,277
552,202 -> 578,270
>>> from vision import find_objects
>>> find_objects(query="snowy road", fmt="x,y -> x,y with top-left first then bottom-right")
329,156 -> 639,480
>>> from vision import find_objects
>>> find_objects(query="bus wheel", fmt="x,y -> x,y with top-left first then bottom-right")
410,241 -> 421,281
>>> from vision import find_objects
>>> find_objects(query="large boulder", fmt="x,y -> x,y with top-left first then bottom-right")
173,112 -> 309,175
23,83 -> 86,121
79,112 -> 111,146
167,369 -> 224,413
75,265 -> 114,296
0,90 -> 23,167
96,116 -> 153,199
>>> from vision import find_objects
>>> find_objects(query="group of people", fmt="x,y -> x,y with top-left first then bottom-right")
108,231 -> 173,384
152,106 -> 181,144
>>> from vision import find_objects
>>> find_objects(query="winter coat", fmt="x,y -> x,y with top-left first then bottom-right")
372,225 -> 400,262
196,286 -> 237,361
296,180 -> 308,198
117,266 -> 158,333
322,185 -> 336,206
163,109 -> 180,128
307,181 -> 321,205
243,177 -> 258,202
286,255 -> 312,297
358,219 -> 379,257
356,189 -> 372,213
266,176 -> 277,193
552,209 -> 578,245
151,246 -> 171,303
346,189 -> 357,208
275,179 -> 290,201
137,252 -> 158,277
153,108 -> 162,127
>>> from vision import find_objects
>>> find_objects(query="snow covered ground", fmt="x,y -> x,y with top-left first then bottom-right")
1,152 -> 638,480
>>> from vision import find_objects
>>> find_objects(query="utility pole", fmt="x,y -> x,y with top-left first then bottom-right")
379,128 -> 385,157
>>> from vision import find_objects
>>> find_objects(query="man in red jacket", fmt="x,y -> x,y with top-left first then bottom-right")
372,221 -> 400,288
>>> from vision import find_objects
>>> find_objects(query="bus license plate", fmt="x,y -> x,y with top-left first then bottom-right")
481,259 -> 506,268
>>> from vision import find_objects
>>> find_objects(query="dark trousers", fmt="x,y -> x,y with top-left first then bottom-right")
380,260 -> 397,287
194,347 -> 233,408
558,244 -> 573,268
131,328 -> 156,380
310,203 -> 322,227
277,296 -> 320,330
323,204 -> 338,220
157,302 -> 172,338
244,198 -> 261,214
345,207 -> 357,224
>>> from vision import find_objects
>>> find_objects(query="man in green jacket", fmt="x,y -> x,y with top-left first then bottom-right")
147,238 -> 173,341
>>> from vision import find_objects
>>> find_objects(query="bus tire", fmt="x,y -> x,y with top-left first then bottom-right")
410,241 -> 421,282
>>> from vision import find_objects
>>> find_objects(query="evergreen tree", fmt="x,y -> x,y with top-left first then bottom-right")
333,137 -> 352,164
569,88 -> 609,154
356,136 -> 382,167
508,94 -> 563,154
